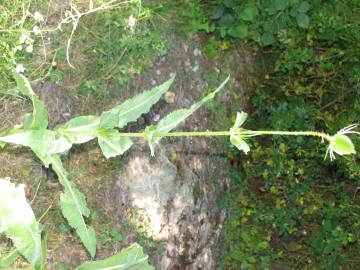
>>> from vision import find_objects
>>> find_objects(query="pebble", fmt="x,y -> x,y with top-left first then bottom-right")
193,48 -> 201,57
165,92 -> 176,103
153,114 -> 161,122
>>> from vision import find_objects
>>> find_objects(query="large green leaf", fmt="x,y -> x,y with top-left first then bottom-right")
146,76 -> 230,155
99,75 -> 175,129
13,72 -> 49,130
49,155 -> 96,257
13,72 -> 35,97
0,178 -> 42,267
57,115 -> 100,144
97,129 -> 133,158
0,125 -> 22,148
0,130 -> 72,157
75,243 -> 154,270
23,96 -> 49,130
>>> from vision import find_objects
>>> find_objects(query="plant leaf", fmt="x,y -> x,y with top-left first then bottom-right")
330,134 -> 356,156
98,129 -> 133,158
13,73 -> 49,130
233,111 -> 248,128
58,115 -> 100,144
0,125 -> 22,148
230,134 -> 250,154
75,243 -> 154,270
0,178 -> 42,266
146,76 -> 230,155
13,72 -> 35,96
99,75 -> 175,129
48,155 -> 96,257
0,130 -> 72,157
296,13 -> 310,29
24,96 -> 49,130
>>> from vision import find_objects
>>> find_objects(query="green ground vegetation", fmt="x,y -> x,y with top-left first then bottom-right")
171,0 -> 360,269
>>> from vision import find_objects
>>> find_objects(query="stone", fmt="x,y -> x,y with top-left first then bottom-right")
164,91 -> 176,104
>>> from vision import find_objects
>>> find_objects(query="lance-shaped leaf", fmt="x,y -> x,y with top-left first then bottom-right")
75,243 -> 154,270
23,96 -> 49,130
0,130 -> 72,158
48,155 -> 96,257
57,115 -> 100,144
99,75 -> 175,129
13,72 -> 35,96
146,75 -> 230,155
13,72 -> 48,130
0,125 -> 22,148
230,134 -> 250,154
229,111 -> 250,154
97,129 -> 133,158
0,178 -> 42,267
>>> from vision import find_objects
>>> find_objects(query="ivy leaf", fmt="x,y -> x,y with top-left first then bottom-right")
146,76 -> 230,155
228,25 -> 249,39
49,155 -> 96,257
75,243 -> 154,270
239,6 -> 258,22
261,32 -> 275,46
98,129 -> 133,158
58,115 -> 100,144
99,75 -> 175,129
296,13 -> 310,29
298,1 -> 310,13
0,178 -> 42,267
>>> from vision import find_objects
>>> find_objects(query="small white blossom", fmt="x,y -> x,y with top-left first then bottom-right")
33,12 -> 44,22
13,45 -> 23,52
15,64 -> 25,73
33,25 -> 41,35
127,15 -> 136,32
19,34 -> 29,44
25,37 -> 34,45
26,44 -> 33,53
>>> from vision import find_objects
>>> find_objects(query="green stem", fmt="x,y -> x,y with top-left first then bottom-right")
59,129 -> 332,141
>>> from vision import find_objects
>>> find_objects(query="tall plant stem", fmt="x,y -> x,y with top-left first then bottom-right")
112,130 -> 332,142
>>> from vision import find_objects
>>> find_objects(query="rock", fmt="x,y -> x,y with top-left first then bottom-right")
193,48 -> 202,57
164,91 -> 176,103
114,145 -> 227,269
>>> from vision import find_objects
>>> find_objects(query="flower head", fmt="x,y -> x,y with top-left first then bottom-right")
326,124 -> 359,161
33,12 -> 44,22
33,25 -> 41,35
19,34 -> 29,44
15,64 -> 25,74
26,44 -> 33,53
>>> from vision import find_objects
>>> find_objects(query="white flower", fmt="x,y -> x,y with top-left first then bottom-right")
127,15 -> 136,32
19,34 -> 29,44
13,45 -> 23,52
33,25 -> 41,35
33,12 -> 44,22
26,44 -> 33,53
25,37 -> 34,45
15,64 -> 25,73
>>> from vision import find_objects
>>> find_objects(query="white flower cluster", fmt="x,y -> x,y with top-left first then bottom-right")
14,11 -> 45,73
